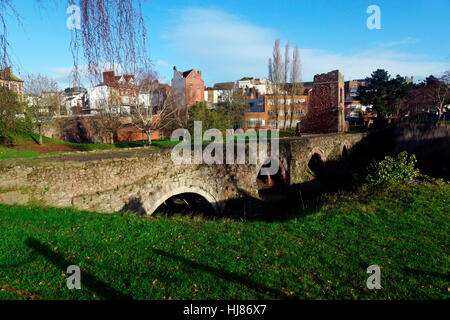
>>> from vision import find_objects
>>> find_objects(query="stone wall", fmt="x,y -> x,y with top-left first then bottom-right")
39,117 -> 160,144
0,133 -> 365,215
301,70 -> 348,134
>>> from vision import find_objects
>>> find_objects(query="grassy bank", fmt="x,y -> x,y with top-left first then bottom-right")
0,134 -> 179,159
0,182 -> 448,300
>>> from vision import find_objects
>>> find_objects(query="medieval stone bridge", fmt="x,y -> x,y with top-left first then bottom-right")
0,133 -> 365,216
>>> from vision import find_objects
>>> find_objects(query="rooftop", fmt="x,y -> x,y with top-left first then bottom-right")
0,68 -> 23,82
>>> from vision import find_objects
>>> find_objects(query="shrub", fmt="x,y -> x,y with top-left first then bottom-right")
366,151 -> 419,186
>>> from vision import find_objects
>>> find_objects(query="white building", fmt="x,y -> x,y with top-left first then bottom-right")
86,85 -> 109,114
237,77 -> 272,95
204,82 -> 235,108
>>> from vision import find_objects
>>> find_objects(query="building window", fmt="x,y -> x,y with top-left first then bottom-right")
193,74 -> 196,79
246,119 -> 265,128
189,82 -> 193,88
196,83 -> 200,89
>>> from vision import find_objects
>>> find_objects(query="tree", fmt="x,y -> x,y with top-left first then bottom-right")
0,86 -> 22,144
96,105 -> 124,145
405,71 -> 450,123
187,102 -> 220,137
426,72 -> 450,124
1,0 -> 149,84
22,73 -> 61,145
281,41 -> 290,129
268,39 -> 284,129
215,85 -> 246,130
130,72 -> 179,145
288,44 -> 303,129
357,69 -> 413,119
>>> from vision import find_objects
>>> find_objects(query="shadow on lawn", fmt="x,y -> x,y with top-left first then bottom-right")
25,238 -> 131,300
152,248 -> 297,299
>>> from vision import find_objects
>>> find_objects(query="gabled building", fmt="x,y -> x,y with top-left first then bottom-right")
171,66 -> 205,107
87,70 -> 139,114
62,87 -> 88,115
204,82 -> 235,108
0,67 -> 23,101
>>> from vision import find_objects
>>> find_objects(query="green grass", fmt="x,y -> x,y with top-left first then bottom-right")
29,134 -> 180,150
0,133 -> 181,159
0,147 -> 41,159
0,182 -> 448,300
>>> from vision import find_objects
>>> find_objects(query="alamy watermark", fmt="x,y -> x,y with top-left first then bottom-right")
366,265 -> 382,290
66,5 -> 81,30
170,122 -> 280,175
366,5 -> 381,30
66,265 -> 81,290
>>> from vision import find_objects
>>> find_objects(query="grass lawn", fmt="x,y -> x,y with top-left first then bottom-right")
0,147 -> 41,159
0,182 -> 448,300
0,134 -> 180,159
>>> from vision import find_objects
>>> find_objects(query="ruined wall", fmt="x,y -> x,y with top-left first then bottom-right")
301,70 -> 348,134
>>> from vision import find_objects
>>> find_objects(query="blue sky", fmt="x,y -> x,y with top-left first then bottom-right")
5,0 -> 450,88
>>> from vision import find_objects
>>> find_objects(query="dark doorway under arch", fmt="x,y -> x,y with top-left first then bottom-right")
342,145 -> 349,157
308,153 -> 325,176
257,158 -> 288,201
153,193 -> 216,217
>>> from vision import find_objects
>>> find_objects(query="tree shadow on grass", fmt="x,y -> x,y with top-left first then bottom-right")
25,238 -> 132,300
152,248 -> 297,300
403,267 -> 450,282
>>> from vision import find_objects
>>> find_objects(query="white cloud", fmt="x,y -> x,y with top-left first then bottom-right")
48,62 -> 125,89
163,8 -> 277,84
378,37 -> 420,48
164,8 -> 449,84
301,49 -> 449,81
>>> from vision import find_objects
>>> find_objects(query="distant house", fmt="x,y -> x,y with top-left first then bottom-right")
237,77 -> 272,95
25,91 -> 64,115
171,66 -> 205,107
0,67 -> 23,101
62,87 -> 88,115
204,82 -> 235,108
87,70 -> 139,114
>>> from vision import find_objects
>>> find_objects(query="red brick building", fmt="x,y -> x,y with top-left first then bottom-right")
244,91 -> 310,130
171,66 -> 205,106
0,67 -> 23,101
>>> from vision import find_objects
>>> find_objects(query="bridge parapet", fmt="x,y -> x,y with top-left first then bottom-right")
0,133 -> 365,215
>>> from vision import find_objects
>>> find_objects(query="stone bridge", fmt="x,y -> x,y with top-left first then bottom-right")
0,133 -> 365,216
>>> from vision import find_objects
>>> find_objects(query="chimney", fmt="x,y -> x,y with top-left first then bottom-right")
4,67 -> 12,77
103,70 -> 115,84
198,70 -> 202,77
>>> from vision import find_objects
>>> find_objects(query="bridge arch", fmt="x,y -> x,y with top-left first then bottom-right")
341,140 -> 351,157
256,156 -> 288,188
142,183 -> 222,216
307,147 -> 327,176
